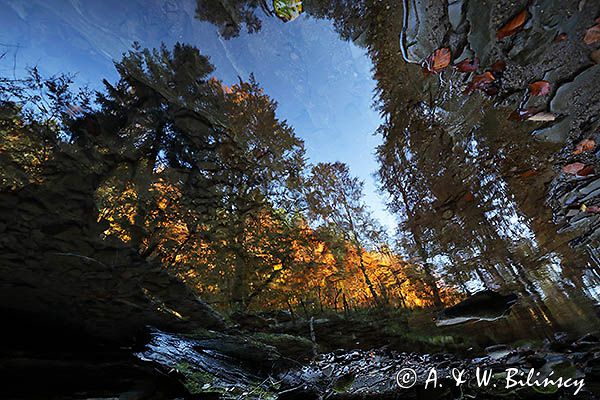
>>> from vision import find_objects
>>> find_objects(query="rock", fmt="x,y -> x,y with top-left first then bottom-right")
436,290 -> 518,326
485,344 -> 512,360
0,146 -> 225,346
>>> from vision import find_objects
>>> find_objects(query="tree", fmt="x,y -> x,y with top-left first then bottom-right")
305,162 -> 386,306
93,43 -> 306,310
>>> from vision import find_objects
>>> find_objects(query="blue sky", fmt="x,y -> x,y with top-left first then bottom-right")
0,0 -> 394,230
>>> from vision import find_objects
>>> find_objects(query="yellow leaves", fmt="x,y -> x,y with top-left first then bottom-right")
573,139 -> 596,155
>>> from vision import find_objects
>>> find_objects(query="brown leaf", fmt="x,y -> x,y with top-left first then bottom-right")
578,165 -> 595,176
574,139 -> 596,155
491,60 -> 507,73
563,162 -> 586,175
464,71 -> 496,94
520,170 -> 538,178
423,48 -> 452,75
584,24 -> 600,44
497,10 -> 529,39
554,33 -> 568,42
529,81 -> 551,96
591,49 -> 600,64
455,57 -> 480,73
463,192 -> 474,202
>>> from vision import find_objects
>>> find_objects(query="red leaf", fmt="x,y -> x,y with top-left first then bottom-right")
584,24 -> 600,44
574,139 -> 596,155
585,205 -> 600,213
529,81 -> 551,96
464,71 -> 496,94
423,48 -> 452,75
497,10 -> 529,39
463,192 -> 474,202
563,162 -> 586,175
578,165 -> 595,176
455,57 -> 480,73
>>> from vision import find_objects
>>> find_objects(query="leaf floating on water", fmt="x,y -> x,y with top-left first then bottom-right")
423,48 -> 452,75
563,162 -> 586,175
273,0 -> 303,22
529,81 -> 551,96
496,10 -> 529,40
584,23 -> 600,44
455,57 -> 479,73
464,71 -> 495,94
574,139 -> 596,155
527,112 -> 556,122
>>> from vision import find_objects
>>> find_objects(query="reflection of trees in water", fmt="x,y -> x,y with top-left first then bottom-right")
195,0 -> 600,331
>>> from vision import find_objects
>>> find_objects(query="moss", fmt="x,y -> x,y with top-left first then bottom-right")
332,373 -> 356,393
175,362 -> 218,394
252,332 -> 314,360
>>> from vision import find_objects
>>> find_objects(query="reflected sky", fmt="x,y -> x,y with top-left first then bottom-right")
0,0 -> 394,230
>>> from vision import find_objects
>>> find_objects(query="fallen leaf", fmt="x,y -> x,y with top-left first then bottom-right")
491,60 -> 507,73
591,49 -> 600,64
574,139 -> 596,154
464,71 -> 496,94
563,162 -> 586,175
527,112 -> 556,122
584,24 -> 600,44
529,81 -> 551,96
497,10 -> 529,39
520,170 -> 538,178
455,58 -> 480,72
554,33 -> 568,42
463,192 -> 474,202
585,205 -> 600,213
423,48 -> 452,74
578,165 -> 595,176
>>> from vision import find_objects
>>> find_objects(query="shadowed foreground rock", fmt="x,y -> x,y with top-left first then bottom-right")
0,132 -> 225,345
437,290 -> 518,326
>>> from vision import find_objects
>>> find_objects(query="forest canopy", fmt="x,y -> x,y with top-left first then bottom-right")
0,43 -> 456,316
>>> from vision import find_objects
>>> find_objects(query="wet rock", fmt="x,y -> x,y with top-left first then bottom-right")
436,290 -> 518,326
485,344 -> 513,360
